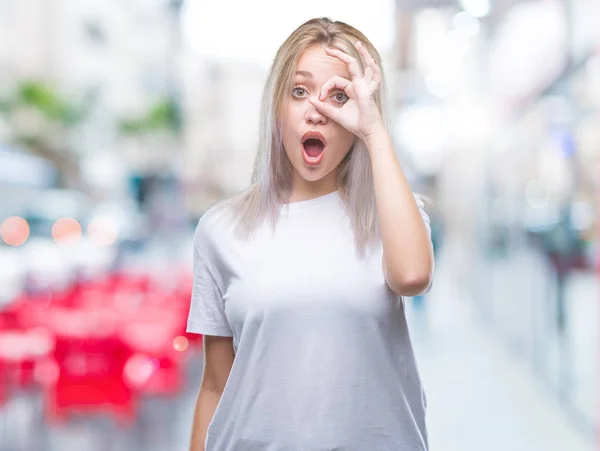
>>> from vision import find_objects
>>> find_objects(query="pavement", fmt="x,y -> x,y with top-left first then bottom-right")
407,238 -> 596,451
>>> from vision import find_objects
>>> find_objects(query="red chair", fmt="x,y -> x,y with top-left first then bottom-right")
119,310 -> 188,396
43,308 -> 136,425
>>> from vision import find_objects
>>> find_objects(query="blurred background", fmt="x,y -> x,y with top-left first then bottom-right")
0,0 -> 598,450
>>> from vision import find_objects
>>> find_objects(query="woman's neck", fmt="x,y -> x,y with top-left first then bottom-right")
287,181 -> 338,203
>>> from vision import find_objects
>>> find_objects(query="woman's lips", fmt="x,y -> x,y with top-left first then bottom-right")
301,131 -> 327,146
301,131 -> 326,166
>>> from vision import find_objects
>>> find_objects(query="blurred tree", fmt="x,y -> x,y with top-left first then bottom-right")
0,80 -> 89,188
117,96 -> 182,212
17,82 -> 84,125
118,97 -> 181,135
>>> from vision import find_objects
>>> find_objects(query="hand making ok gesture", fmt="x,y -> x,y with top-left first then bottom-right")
308,41 -> 385,143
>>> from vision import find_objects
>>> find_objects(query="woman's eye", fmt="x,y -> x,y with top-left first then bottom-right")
292,87 -> 307,97
332,92 -> 349,104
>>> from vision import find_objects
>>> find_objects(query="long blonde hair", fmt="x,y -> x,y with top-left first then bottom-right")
213,17 -> 392,258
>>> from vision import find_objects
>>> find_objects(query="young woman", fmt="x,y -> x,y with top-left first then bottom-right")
187,17 -> 434,451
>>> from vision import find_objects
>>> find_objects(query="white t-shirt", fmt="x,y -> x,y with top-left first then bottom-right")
187,190 -> 432,451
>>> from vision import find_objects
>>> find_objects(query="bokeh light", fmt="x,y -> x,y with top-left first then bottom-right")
52,218 -> 82,243
87,216 -> 119,246
0,216 -> 30,246
173,336 -> 189,352
124,354 -> 158,387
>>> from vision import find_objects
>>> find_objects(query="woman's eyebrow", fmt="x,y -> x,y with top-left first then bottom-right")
295,71 -> 313,78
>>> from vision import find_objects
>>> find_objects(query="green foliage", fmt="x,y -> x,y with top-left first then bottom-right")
119,97 -> 181,135
0,80 -> 86,126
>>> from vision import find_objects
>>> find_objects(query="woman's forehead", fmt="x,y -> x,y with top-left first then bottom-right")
295,46 -> 350,81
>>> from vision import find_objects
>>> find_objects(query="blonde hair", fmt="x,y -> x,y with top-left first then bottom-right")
213,17 -> 392,258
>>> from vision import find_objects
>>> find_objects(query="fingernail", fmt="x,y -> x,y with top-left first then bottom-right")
356,41 -> 362,46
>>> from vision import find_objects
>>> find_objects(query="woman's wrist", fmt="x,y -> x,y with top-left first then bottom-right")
363,125 -> 392,157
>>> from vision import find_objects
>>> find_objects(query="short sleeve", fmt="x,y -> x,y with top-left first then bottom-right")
186,240 -> 233,337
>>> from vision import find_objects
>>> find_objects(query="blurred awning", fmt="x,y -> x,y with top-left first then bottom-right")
0,146 -> 57,188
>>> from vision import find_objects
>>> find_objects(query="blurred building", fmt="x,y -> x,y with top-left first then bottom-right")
0,0 -> 184,196
390,0 -> 600,436
180,58 -> 264,212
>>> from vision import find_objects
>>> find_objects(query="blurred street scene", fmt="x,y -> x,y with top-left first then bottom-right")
0,0 -> 598,450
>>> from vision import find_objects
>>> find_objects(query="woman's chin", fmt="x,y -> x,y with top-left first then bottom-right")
298,167 -> 330,183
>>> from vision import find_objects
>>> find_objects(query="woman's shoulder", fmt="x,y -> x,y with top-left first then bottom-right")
194,191 -> 246,250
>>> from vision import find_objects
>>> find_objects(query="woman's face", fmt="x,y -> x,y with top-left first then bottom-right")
280,45 -> 356,192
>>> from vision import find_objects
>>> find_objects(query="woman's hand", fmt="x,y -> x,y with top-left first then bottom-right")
308,41 -> 385,142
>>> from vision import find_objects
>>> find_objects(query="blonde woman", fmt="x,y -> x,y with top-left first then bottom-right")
187,17 -> 434,451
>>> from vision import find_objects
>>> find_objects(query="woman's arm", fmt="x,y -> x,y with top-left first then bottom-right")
307,42 -> 433,298
190,335 -> 235,451
366,127 -> 434,297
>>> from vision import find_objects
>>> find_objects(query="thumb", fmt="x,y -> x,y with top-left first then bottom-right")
308,96 -> 338,121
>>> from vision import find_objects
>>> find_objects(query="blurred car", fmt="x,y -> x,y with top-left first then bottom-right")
1,188 -> 151,296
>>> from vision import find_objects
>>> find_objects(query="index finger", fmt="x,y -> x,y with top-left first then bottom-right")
356,41 -> 376,71
325,47 -> 363,79
319,75 -> 353,101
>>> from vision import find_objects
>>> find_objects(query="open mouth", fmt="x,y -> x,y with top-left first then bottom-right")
301,131 -> 326,165
303,138 -> 325,157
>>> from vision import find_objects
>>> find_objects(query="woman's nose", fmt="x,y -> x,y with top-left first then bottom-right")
305,102 -> 327,124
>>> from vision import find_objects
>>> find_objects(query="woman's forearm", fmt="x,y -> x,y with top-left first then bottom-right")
365,128 -> 434,296
190,387 -> 222,451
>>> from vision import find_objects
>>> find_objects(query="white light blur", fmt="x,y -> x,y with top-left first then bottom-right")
87,216 -> 120,247
181,0 -> 396,68
447,104 -> 494,143
396,106 -> 445,155
488,1 -> 566,102
396,106 -> 445,175
525,179 -> 550,208
452,11 -> 480,38
416,9 -> 472,99
447,29 -> 471,58
414,9 -> 448,74
80,153 -> 127,192
425,73 -> 451,98
459,0 -> 491,18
